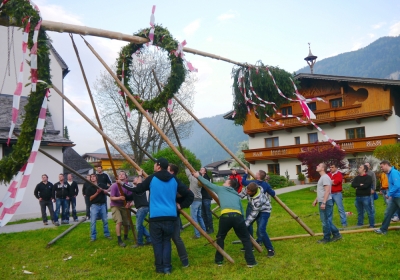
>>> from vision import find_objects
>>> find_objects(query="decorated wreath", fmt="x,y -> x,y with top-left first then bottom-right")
116,25 -> 187,113
231,62 -> 297,125
0,0 -> 51,183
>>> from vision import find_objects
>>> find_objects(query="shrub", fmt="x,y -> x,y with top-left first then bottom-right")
268,174 -> 289,189
342,183 -> 356,197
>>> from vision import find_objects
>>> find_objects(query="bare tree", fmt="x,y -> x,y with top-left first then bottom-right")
93,47 -> 195,165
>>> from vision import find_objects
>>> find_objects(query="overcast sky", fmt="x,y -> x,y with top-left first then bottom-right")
34,0 -> 400,154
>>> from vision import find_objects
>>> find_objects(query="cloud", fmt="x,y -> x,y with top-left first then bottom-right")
351,42 -> 362,51
36,0 -> 83,25
183,19 -> 201,36
372,22 -> 385,30
389,21 -> 400,36
217,11 -> 236,21
368,33 -> 375,38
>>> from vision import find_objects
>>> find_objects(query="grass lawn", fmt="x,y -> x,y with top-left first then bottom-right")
0,188 -> 399,279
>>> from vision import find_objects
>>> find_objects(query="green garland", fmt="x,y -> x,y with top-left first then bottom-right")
116,25 -> 186,113
0,0 -> 51,183
231,62 -> 298,125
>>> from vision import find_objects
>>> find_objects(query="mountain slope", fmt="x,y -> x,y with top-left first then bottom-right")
297,36 -> 400,79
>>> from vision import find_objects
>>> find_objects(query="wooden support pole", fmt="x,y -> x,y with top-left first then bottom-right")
80,37 -> 242,261
211,205 -> 220,219
172,96 -> 315,237
69,34 -> 137,243
47,217 -> 87,248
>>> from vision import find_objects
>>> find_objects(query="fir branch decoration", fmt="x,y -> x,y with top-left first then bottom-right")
0,0 -> 51,183
116,25 -> 186,113
231,62 -> 297,125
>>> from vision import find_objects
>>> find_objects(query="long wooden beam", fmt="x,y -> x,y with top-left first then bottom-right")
173,96 -> 315,237
0,18 -> 247,67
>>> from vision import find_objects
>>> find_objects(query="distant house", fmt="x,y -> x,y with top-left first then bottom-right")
82,153 -> 134,170
204,159 -> 245,178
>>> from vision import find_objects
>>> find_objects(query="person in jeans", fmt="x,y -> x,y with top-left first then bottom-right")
82,174 -> 91,220
167,163 -> 194,267
365,162 -> 377,217
328,164 -> 347,227
240,182 -> 275,257
66,173 -> 79,222
52,174 -> 70,225
313,163 -> 342,244
193,171 -> 257,268
200,167 -> 214,234
185,167 -> 206,239
375,160 -> 400,235
125,176 -> 152,248
34,174 -> 55,226
351,164 -> 374,228
110,171 -> 133,247
129,158 -> 193,275
86,174 -> 111,242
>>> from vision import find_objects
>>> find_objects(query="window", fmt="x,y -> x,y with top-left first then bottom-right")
346,127 -> 365,139
348,158 -> 357,169
294,136 -> 300,145
281,106 -> 292,115
268,164 -> 280,175
2,144 -> 13,157
308,133 -> 318,143
330,98 -> 343,108
265,137 -> 279,148
308,102 -> 316,111
296,165 -> 301,175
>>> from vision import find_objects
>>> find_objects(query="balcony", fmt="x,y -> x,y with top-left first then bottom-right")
243,104 -> 393,135
243,134 -> 399,163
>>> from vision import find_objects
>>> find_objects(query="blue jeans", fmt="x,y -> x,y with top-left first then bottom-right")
201,199 -> 213,232
256,212 -> 273,250
150,220 -> 175,273
381,189 -> 390,205
318,200 -> 340,241
355,196 -> 375,227
190,200 -> 206,237
380,197 -> 400,232
246,202 -> 260,242
331,192 -> 347,226
53,198 -> 68,222
136,207 -> 151,245
66,197 -> 78,220
172,216 -> 188,263
370,194 -> 375,217
90,203 -> 110,240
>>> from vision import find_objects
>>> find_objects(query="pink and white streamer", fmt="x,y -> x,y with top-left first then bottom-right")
0,91 -> 49,227
118,61 -> 131,118
148,5 -> 156,46
30,1 -> 42,92
167,99 -> 173,113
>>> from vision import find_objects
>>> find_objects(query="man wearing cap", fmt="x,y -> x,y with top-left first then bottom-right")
124,158 -> 193,275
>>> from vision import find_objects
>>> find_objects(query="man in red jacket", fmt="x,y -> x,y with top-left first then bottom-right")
328,164 -> 347,227
229,168 -> 243,193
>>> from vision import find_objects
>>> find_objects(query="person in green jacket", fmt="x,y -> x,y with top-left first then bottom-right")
193,171 -> 257,268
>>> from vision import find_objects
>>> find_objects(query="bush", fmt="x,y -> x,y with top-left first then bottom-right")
342,183 -> 356,198
268,174 -> 289,189
288,180 -> 296,187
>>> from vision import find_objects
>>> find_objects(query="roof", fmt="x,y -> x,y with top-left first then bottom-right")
82,153 -> 134,160
0,94 -> 74,146
63,147 -> 93,183
204,160 -> 231,168
213,169 -> 245,177
295,73 -> 400,87
48,43 -> 70,78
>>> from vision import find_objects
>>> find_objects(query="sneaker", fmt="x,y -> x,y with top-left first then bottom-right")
374,229 -> 387,235
61,220 -> 69,225
240,248 -> 254,252
207,229 -> 214,234
331,235 -> 343,242
182,259 -> 189,268
391,216 -> 399,222
43,221 -> 48,225
118,241 -> 126,247
131,244 -> 144,248
54,222 -> 60,226
267,250 -> 275,258
216,261 -> 223,267
145,241 -> 152,246
105,236 -> 112,240
192,235 -> 200,239
247,262 -> 258,268
341,224 -> 347,228
74,219 -> 79,222
317,239 -> 330,244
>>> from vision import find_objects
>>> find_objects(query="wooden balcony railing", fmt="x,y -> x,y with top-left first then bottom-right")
243,134 -> 399,163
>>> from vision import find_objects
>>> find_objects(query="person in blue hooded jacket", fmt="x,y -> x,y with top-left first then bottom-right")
122,158 -> 193,275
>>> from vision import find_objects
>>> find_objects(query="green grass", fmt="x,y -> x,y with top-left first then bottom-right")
1,189 -> 399,279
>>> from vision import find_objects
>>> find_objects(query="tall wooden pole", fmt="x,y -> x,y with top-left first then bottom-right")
69,34 -> 137,243
81,36 -> 263,254
172,96 -> 315,236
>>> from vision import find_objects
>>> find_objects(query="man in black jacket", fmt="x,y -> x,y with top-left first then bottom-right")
52,174 -> 70,225
351,164 -> 375,228
200,167 -> 214,234
122,158 -> 193,275
34,174 -> 55,226
82,174 -> 91,219
66,173 -> 79,222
